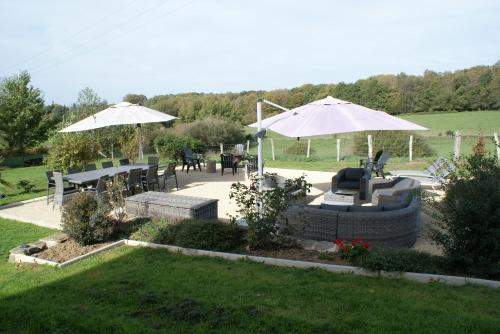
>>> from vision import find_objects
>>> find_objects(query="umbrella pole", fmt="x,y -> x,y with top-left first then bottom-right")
137,124 -> 144,161
257,100 -> 263,192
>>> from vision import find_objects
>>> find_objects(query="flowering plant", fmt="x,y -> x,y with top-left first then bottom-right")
334,239 -> 369,261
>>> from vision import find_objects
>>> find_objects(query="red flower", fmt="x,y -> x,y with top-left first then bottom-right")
334,239 -> 343,245
362,242 -> 369,249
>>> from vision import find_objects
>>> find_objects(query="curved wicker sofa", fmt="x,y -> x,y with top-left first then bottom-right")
282,198 -> 420,248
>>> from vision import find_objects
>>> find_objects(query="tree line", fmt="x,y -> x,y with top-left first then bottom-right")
143,63 -> 500,124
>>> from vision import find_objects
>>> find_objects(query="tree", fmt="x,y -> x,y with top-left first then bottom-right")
123,94 -> 147,105
0,71 -> 47,157
67,87 -> 107,123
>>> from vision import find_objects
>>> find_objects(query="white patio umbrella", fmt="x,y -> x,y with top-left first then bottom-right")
249,96 -> 428,188
59,102 -> 177,159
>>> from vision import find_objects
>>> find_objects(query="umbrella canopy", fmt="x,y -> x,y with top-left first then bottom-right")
59,102 -> 177,133
249,96 -> 427,137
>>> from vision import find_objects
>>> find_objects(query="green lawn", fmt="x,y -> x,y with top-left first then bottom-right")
1,218 -> 500,333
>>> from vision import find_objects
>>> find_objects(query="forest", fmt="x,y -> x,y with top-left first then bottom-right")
139,63 -> 500,124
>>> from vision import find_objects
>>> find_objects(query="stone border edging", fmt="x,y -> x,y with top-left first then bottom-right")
124,239 -> 500,289
0,196 -> 46,209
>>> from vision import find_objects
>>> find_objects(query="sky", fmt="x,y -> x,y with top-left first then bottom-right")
0,0 -> 499,105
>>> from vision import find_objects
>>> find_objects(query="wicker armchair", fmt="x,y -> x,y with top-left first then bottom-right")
331,167 -> 371,200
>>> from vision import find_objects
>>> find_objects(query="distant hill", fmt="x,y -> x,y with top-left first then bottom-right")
134,64 -> 500,124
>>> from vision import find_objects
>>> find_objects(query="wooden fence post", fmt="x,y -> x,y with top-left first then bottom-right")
306,139 -> 311,158
367,135 -> 373,159
454,131 -> 461,160
336,138 -> 341,162
220,143 -> 224,154
409,135 -> 413,162
494,132 -> 500,161
111,144 -> 114,160
246,140 -> 250,154
271,138 -> 275,161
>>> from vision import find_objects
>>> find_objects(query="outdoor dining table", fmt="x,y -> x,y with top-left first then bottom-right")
61,163 -> 150,186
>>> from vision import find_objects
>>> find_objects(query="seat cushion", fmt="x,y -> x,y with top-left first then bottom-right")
337,181 -> 360,189
383,202 -> 408,211
345,168 -> 364,181
350,205 -> 383,212
320,204 -> 349,212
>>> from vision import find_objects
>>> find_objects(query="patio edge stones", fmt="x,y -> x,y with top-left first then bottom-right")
8,238 -> 500,289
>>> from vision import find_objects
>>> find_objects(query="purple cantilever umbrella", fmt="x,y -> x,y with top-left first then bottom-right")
249,96 -> 427,138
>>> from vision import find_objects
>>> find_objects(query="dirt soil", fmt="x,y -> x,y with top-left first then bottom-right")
248,248 -> 351,266
34,240 -> 111,263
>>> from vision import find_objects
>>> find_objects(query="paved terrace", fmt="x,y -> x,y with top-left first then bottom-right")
0,166 -> 440,254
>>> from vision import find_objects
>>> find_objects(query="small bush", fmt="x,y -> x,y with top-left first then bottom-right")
172,117 -> 245,146
352,131 -> 435,157
45,133 -> 100,170
334,239 -> 369,261
356,248 -> 447,274
284,141 -> 315,156
154,133 -> 206,160
429,154 -> 500,278
131,219 -> 246,252
16,180 -> 35,193
120,132 -> 139,161
62,192 -> 116,245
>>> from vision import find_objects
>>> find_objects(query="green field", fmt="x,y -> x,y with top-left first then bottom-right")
400,110 -> 500,136
1,218 -> 499,333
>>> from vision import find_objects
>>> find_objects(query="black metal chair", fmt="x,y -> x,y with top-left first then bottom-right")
102,161 -> 114,169
45,171 -> 56,205
67,167 -> 81,174
126,168 -> 143,195
84,163 -> 97,171
220,154 -> 237,176
52,171 -> 79,209
360,150 -> 383,170
180,149 -> 201,173
245,155 -> 261,178
372,152 -> 390,178
142,165 -> 160,191
119,158 -> 130,166
148,155 -> 159,166
84,175 -> 109,195
162,162 -> 178,191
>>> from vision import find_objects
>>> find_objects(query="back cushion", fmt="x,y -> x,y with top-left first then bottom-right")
320,204 -> 349,212
383,202 -> 407,211
350,205 -> 383,213
345,168 -> 364,181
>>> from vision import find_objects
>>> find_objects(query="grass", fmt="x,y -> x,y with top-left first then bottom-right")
1,218 -> 500,333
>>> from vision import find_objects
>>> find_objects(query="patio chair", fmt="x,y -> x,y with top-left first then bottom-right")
67,167 -> 81,174
148,155 -> 159,166
45,171 -> 56,205
390,157 -> 448,178
119,158 -> 130,166
162,162 -> 178,191
331,167 -> 371,200
234,144 -> 245,155
142,165 -> 160,191
400,164 -> 455,190
84,163 -> 97,171
101,161 -> 114,169
52,171 -> 78,209
220,153 -> 237,176
359,150 -> 383,169
372,152 -> 390,178
126,168 -> 143,195
84,174 -> 109,195
245,155 -> 262,178
180,148 -> 201,173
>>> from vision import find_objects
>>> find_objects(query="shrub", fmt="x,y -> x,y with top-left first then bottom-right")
45,133 -> 100,170
284,141 -> 315,156
16,180 -> 35,193
356,248 -> 447,274
429,154 -> 500,278
352,131 -> 435,157
472,133 -> 486,156
172,117 -> 245,146
229,175 -> 311,250
154,133 -> 206,160
131,219 -> 245,252
120,131 -> 139,161
62,192 -> 116,245
334,239 -> 369,261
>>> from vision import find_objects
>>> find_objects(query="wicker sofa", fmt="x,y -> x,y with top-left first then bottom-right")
282,177 -> 421,248
371,177 -> 421,206
331,167 -> 371,200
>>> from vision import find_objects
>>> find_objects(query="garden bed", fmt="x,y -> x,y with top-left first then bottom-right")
248,248 -> 350,266
34,239 -> 112,263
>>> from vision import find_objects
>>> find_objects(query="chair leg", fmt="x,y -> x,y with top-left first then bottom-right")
175,175 -> 178,190
46,185 -> 50,205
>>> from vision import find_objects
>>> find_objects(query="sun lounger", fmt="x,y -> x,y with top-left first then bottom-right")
390,157 -> 448,178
